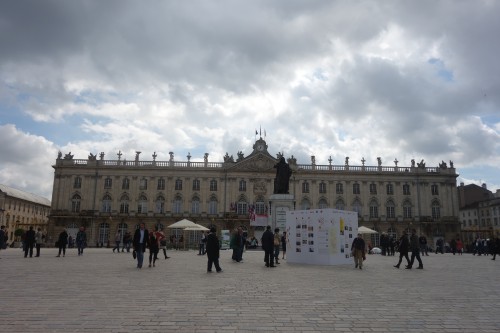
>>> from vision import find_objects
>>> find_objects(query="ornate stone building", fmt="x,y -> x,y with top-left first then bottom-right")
0,184 -> 51,244
48,137 -> 460,247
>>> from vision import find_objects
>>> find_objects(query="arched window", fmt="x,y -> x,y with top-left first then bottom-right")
191,197 -> 200,214
173,195 -> 182,214
318,198 -> 328,209
403,200 -> 412,219
117,222 -> 127,240
387,227 -> 397,241
71,194 -> 81,212
300,198 -> 311,210
102,194 -> 112,213
255,197 -> 265,215
237,199 -> 247,215
119,194 -> 129,214
122,178 -> 130,190
335,198 -> 345,210
137,195 -> 148,214
386,200 -> 395,219
369,199 -> 378,218
352,199 -> 362,217
98,223 -> 110,247
155,195 -> 165,213
208,196 -> 218,215
432,201 -> 441,220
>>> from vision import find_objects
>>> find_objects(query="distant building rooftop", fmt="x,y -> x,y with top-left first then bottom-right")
0,184 -> 51,207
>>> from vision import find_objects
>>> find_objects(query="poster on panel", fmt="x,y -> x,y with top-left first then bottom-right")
286,209 -> 358,265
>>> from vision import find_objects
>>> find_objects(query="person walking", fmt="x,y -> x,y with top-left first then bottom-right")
24,226 -> 36,258
230,227 -> 244,262
492,236 -> 500,260
351,233 -> 366,269
0,225 -> 8,258
261,225 -> 275,268
419,235 -> 429,256
406,229 -> 423,269
76,226 -> 87,256
112,231 -> 121,253
133,223 -> 149,269
148,227 -> 161,268
281,231 -> 287,260
394,231 -> 410,269
56,228 -> 68,257
273,228 -> 281,264
198,231 -> 207,255
35,228 -> 43,257
456,238 -> 464,255
158,228 -> 170,259
206,227 -> 222,273
122,231 -> 131,252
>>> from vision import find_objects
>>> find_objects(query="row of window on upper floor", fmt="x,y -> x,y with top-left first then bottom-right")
74,176 -> 441,196
4,199 -> 49,216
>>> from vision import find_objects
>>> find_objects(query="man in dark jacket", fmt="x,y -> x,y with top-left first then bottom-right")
133,223 -> 149,269
206,227 -> 222,273
261,225 -> 275,267
351,233 -> 366,269
24,226 -> 36,258
394,231 -> 410,269
407,229 -> 423,269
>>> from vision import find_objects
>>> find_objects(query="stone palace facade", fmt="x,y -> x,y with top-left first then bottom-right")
48,137 -> 460,248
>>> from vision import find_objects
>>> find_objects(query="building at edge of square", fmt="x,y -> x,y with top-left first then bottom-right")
47,137 -> 460,249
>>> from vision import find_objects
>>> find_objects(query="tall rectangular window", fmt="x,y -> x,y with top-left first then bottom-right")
403,184 -> 410,195
353,183 -> 360,195
386,184 -> 394,195
369,183 -> 377,195
175,179 -> 182,191
192,179 -> 200,191
210,180 -> 217,191
431,184 -> 439,195
157,179 -> 165,190
336,183 -> 343,194
319,182 -> 327,194
139,178 -> 147,190
302,182 -> 309,193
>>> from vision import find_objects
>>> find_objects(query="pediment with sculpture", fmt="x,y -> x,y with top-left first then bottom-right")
226,153 -> 277,172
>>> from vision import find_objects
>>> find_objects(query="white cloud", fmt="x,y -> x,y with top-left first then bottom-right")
0,0 -> 499,196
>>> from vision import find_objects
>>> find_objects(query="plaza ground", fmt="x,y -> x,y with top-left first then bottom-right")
0,247 -> 499,332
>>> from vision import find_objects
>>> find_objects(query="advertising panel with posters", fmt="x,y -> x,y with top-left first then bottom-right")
286,209 -> 358,265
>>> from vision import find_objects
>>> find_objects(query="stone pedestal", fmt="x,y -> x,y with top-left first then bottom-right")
269,194 -> 295,231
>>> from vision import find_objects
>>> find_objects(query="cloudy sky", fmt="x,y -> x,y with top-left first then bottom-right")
1,0 -> 499,200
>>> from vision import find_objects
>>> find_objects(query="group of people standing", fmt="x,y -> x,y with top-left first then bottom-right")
261,226 -> 287,267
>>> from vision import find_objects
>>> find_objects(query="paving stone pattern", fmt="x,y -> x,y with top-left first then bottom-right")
0,248 -> 499,332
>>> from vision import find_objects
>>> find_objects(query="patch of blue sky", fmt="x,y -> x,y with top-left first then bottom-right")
459,165 -> 500,189
428,58 -> 454,82
313,68 -> 328,81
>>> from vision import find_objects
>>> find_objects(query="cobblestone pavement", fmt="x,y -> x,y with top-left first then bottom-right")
0,247 -> 499,332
